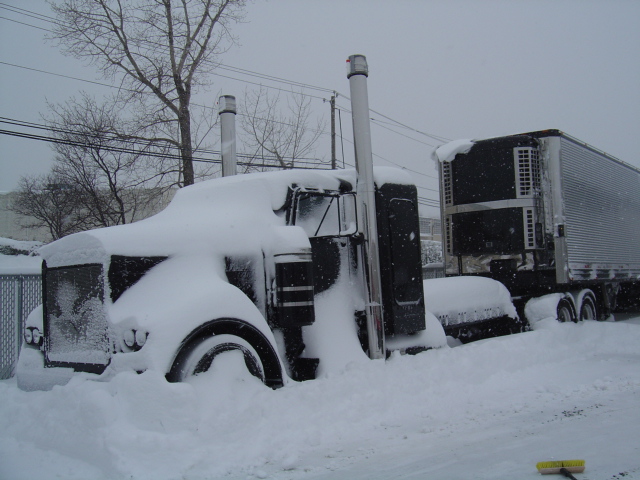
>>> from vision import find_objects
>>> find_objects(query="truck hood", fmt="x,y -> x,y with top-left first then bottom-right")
40,167 -> 414,267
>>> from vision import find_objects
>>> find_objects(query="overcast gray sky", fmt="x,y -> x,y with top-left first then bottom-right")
1,0 -> 639,217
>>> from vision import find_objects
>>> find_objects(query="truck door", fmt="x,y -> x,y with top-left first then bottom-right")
375,183 -> 427,335
290,189 -> 357,294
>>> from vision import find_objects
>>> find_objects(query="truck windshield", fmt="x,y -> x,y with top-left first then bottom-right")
294,192 -> 356,237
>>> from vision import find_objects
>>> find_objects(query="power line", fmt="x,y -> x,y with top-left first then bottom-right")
1,115 -> 329,162
0,117 -> 332,169
0,127 -> 331,171
1,4 -> 445,205
0,2 -> 57,22
0,15 -> 50,31
0,61 -> 331,141
0,3 -> 452,172
370,118 -> 439,148
337,132 -> 439,182
3,116 -> 440,198
0,61 -> 118,89
416,184 -> 440,194
216,63 -> 334,95
0,2 -> 333,97
1,2 -> 451,146
0,60 -> 441,180
210,70 -> 329,101
334,101 -> 450,145
418,196 -> 440,207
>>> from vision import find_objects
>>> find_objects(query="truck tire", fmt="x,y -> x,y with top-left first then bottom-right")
556,297 -> 577,323
174,334 -> 265,382
578,294 -> 597,321
166,318 -> 284,388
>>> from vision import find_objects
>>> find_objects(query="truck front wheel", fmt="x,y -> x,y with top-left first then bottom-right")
172,334 -> 265,383
166,319 -> 284,388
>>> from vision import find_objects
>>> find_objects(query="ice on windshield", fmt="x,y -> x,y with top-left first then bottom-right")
294,192 -> 356,237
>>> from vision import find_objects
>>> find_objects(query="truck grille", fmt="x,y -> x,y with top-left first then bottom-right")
44,264 -> 110,373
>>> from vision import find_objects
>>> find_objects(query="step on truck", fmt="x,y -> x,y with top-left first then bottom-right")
435,130 -> 640,324
17,55 -> 518,391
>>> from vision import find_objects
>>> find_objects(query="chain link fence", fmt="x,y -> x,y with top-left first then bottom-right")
422,263 -> 445,280
0,274 -> 42,379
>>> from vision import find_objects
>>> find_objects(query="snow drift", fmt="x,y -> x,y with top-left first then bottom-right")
2,317 -> 639,480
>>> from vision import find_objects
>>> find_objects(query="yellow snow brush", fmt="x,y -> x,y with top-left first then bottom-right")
536,460 -> 585,478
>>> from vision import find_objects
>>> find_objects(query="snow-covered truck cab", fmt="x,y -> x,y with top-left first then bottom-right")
286,176 -> 427,346
18,168 -> 436,391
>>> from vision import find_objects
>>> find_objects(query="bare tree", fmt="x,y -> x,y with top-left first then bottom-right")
45,94 -> 168,228
49,0 -> 246,186
10,174 -> 86,241
239,87 -> 326,171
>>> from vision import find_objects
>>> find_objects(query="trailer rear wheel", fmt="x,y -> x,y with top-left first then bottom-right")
579,295 -> 597,321
174,334 -> 265,383
557,298 -> 577,323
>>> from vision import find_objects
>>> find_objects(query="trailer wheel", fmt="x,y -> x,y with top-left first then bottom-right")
173,334 -> 265,383
556,298 -> 577,323
579,295 -> 597,321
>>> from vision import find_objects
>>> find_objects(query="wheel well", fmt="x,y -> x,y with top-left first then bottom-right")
166,318 -> 284,388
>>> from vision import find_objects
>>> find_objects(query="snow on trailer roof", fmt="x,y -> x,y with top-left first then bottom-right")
431,139 -> 475,163
40,167 -> 415,268
433,129 -> 640,173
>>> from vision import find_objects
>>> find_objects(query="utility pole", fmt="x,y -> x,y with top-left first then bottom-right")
330,93 -> 336,169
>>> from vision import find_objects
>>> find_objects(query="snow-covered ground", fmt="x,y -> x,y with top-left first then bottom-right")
0,237 -> 41,274
1,235 -> 639,479
1,315 -> 639,480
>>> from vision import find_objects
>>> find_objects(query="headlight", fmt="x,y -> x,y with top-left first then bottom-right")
24,328 -> 33,344
31,328 -> 43,346
134,330 -> 147,347
123,329 -> 136,348
123,329 -> 148,351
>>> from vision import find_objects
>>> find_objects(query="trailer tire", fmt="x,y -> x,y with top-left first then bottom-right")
556,297 -> 577,323
579,295 -> 597,321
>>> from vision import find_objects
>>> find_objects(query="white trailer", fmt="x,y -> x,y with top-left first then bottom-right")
436,129 -> 640,322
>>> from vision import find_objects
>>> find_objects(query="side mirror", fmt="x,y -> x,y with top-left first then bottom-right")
339,193 -> 358,236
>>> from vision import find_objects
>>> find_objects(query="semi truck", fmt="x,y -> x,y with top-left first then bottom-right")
435,130 -> 640,323
17,55 -> 517,391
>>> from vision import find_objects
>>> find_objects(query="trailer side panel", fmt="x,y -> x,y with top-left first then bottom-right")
556,135 -> 640,281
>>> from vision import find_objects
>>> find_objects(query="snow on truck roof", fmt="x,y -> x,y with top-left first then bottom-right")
40,167 -> 414,267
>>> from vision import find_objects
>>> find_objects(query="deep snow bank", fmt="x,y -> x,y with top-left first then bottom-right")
0,237 -> 41,274
1,319 -> 639,480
